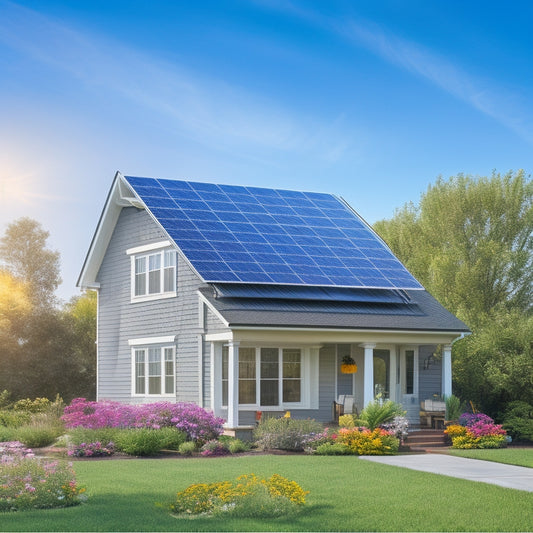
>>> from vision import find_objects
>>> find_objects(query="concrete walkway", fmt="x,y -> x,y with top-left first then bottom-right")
360,454 -> 533,492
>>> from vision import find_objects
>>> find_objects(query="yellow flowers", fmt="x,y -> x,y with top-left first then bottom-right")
171,473 -> 308,516
336,427 -> 399,455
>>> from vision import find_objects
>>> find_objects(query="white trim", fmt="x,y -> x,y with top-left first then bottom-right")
128,336 -> 176,346
205,332 -> 234,342
131,344 -> 176,398
232,326 -> 467,336
198,334 -> 204,407
198,291 -> 230,328
130,292 -> 177,304
126,240 -> 172,255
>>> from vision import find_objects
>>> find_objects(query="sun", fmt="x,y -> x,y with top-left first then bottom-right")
0,170 -> 41,206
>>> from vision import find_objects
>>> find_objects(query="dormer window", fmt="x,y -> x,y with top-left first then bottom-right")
127,241 -> 177,302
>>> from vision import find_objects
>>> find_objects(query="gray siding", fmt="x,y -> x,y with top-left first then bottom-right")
97,207 -> 204,404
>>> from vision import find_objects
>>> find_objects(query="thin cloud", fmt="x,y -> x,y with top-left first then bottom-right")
258,1 -> 533,145
0,1 -> 352,159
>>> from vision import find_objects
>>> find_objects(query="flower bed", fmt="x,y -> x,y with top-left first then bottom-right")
0,441 -> 86,512
445,413 -> 507,449
170,473 -> 308,517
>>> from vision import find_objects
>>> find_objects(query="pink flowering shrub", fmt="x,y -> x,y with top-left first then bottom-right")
447,412 -> 508,449
62,399 -> 223,441
1,441 -> 86,511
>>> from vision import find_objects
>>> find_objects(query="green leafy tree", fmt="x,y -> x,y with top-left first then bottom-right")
0,217 -> 61,309
374,171 -> 532,326
374,171 -> 532,415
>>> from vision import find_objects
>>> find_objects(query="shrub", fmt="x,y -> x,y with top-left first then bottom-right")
338,414 -> 355,428
115,428 -> 171,456
380,416 -> 409,442
446,414 -> 507,449
178,441 -> 197,455
314,442 -> 351,455
0,410 -> 31,428
0,426 -> 15,443
444,394 -> 462,421
15,423 -> 62,449
227,438 -> 250,454
68,441 -> 115,458
0,442 -> 86,511
12,398 -> 52,414
253,417 -> 323,451
357,400 -> 406,430
336,427 -> 399,455
501,401 -> 533,442
201,440 -> 230,457
157,427 -> 187,450
61,399 -> 223,441
170,473 -> 308,517
68,427 -> 120,447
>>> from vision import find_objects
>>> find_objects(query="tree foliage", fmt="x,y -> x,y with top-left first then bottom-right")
374,171 -> 533,415
0,217 -> 61,308
374,170 -> 532,326
0,219 -> 96,402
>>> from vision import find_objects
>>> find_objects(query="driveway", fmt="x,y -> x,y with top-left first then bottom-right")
360,453 -> 533,492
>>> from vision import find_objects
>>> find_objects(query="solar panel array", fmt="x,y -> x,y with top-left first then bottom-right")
124,175 -> 423,290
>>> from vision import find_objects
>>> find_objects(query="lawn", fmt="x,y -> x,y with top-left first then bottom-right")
2,455 -> 533,532
448,447 -> 533,468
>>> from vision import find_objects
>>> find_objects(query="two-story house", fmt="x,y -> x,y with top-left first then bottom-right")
78,172 -> 469,432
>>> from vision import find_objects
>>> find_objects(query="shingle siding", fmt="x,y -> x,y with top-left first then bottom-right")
96,207 -> 205,404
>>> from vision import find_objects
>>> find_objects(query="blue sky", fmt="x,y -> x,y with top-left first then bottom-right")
1,0 -> 532,301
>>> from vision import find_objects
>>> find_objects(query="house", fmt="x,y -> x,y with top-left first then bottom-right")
78,172 -> 469,432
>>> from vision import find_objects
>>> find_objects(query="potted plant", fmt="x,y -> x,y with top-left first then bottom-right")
341,355 -> 357,374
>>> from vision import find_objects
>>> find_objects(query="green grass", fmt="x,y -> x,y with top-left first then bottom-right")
2,455 -> 533,531
448,447 -> 533,468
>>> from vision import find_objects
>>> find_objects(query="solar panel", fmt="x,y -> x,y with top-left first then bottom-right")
124,175 -> 423,290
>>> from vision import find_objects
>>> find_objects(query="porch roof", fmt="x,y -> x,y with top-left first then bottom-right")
199,284 -> 470,333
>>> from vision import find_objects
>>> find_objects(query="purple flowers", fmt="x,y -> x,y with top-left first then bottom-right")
62,399 -> 224,441
458,412 -> 494,427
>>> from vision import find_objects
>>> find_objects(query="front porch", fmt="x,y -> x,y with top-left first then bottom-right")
206,330 -> 454,430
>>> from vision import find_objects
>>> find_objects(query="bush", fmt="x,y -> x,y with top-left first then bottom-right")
356,401 -> 406,430
253,417 -> 324,451
0,410 -> 31,428
0,442 -> 86,511
178,441 -> 197,456
115,428 -> 176,456
314,442 -> 351,455
12,397 -> 52,414
201,440 -> 230,457
170,473 -> 308,517
336,427 -> 399,455
445,394 -> 462,421
61,399 -> 223,441
338,414 -> 355,428
68,427 -> 120,447
15,423 -> 63,449
68,441 -> 115,458
227,438 -> 250,454
445,413 -> 507,449
501,401 -> 533,442
0,426 -> 15,443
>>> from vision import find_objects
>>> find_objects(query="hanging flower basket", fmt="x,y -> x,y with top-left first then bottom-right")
341,364 -> 357,374
341,356 -> 357,374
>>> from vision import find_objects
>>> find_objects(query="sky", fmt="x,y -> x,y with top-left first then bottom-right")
1,0 -> 532,302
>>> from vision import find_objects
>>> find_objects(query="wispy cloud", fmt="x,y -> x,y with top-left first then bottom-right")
0,1 -> 352,161
258,0 -> 533,145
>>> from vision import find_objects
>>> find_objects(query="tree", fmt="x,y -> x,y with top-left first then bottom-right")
373,171 -> 533,416
374,170 -> 532,327
0,217 -> 61,308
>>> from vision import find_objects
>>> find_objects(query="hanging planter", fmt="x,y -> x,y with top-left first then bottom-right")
341,355 -> 357,374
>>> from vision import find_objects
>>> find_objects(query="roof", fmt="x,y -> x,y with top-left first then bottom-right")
199,284 -> 470,332
122,174 -> 423,290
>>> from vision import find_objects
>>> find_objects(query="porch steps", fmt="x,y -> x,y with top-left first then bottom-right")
405,429 -> 448,451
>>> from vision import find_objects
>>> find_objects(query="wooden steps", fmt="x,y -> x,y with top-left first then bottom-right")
405,429 -> 448,450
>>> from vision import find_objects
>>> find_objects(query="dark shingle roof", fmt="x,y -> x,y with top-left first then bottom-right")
199,284 -> 469,332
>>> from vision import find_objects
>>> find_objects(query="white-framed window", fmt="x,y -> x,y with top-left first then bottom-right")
222,347 -> 303,408
401,347 -> 419,396
129,337 -> 176,397
127,242 -> 177,302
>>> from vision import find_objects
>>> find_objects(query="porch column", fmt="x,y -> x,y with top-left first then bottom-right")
210,342 -> 223,419
361,343 -> 376,407
442,344 -> 452,398
226,341 -> 240,428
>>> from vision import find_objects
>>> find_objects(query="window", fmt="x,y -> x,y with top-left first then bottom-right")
127,242 -> 177,302
132,345 -> 175,396
222,347 -> 302,407
405,349 -> 415,395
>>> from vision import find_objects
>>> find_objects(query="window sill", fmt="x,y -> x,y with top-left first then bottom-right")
131,292 -> 177,304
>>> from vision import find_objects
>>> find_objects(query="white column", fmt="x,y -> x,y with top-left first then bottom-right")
442,344 -> 452,398
362,343 -> 376,407
210,342 -> 223,418
389,347 -> 397,403
226,341 -> 240,428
